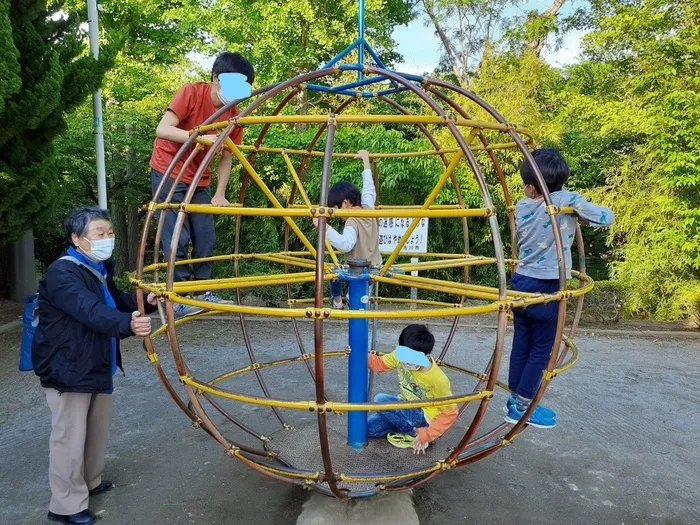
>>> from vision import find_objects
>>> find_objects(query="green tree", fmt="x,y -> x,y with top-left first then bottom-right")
0,0 -> 115,245
558,0 -> 700,318
204,0 -> 413,86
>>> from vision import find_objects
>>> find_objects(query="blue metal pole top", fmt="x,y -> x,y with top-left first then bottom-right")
358,0 -> 365,40
358,0 -> 365,81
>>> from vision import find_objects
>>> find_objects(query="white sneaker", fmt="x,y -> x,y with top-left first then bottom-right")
331,297 -> 344,309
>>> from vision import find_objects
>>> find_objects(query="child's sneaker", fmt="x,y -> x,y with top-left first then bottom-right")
173,302 -> 204,319
173,291 -> 232,319
504,404 -> 556,429
387,433 -> 416,448
503,396 -> 555,418
331,297 -> 344,309
195,291 -> 234,305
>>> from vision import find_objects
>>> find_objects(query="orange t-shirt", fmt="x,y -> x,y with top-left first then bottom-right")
149,82 -> 243,187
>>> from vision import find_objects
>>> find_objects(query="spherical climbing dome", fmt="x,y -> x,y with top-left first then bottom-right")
134,65 -> 591,498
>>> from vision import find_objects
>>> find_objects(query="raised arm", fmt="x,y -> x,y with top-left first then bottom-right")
356,150 -> 376,209
569,192 -> 615,227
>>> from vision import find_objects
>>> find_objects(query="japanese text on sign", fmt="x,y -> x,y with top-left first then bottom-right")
378,218 -> 429,254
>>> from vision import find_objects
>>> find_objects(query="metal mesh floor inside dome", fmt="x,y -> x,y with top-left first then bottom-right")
263,415 -> 471,493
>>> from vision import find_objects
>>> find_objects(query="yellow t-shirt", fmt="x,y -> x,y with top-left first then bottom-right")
380,351 -> 456,421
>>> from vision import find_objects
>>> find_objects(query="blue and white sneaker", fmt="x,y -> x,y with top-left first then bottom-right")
194,291 -> 234,305
173,302 -> 204,319
503,396 -> 555,419
173,292 -> 232,319
504,404 -> 556,429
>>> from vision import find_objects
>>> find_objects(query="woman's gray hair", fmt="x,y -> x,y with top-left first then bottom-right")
64,206 -> 111,245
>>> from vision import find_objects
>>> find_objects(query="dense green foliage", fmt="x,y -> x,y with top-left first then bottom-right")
0,0 -> 115,245
557,0 -> 700,318
8,0 -> 698,319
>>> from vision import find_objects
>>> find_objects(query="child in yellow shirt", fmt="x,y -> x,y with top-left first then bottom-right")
362,324 -> 458,454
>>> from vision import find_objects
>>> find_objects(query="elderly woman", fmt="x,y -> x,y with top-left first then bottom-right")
32,206 -> 157,525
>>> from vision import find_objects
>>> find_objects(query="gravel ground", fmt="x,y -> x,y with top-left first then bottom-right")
0,318 -> 698,525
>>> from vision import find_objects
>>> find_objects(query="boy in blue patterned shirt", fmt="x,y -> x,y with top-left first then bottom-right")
505,148 -> 614,428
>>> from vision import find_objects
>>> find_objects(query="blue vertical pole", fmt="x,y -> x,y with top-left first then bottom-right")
345,268 -> 370,449
358,0 -> 365,81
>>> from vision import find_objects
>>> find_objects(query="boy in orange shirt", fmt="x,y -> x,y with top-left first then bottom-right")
150,52 -> 254,317
358,324 -> 458,454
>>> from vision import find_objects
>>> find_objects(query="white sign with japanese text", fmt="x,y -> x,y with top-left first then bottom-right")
378,217 -> 429,254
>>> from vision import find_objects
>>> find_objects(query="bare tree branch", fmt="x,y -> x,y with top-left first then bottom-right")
526,0 -> 568,57
422,0 -> 469,85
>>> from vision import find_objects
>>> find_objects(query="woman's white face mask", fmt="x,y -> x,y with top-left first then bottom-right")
83,237 -> 115,261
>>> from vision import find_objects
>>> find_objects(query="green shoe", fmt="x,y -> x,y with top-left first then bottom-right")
387,432 -> 415,448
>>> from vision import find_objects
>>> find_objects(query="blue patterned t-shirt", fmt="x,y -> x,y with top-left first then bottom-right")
515,189 -> 614,280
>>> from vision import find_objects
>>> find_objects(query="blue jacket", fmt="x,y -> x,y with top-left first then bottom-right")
32,254 -> 145,394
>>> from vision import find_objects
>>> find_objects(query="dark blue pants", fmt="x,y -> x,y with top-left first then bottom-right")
367,393 -> 428,438
509,273 -> 560,399
151,169 -> 215,282
330,280 -> 343,300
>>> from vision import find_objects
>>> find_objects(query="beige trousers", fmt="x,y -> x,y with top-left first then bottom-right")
45,388 -> 112,515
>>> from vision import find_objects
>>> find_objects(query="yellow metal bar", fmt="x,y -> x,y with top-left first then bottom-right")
282,150 -> 340,266
238,144 -> 521,159
258,253 -> 338,268
157,271 -> 319,289
289,204 -> 463,210
373,274 -> 498,302
170,274 -> 321,294
553,338 -> 580,375
232,449 -> 320,480
330,207 -> 490,218
371,296 -> 461,307
338,464 -> 442,483
245,144 -> 460,159
196,115 -> 531,134
181,375 -> 490,411
287,297 -> 327,305
151,203 -> 492,219
134,287 -> 504,318
140,251 -> 312,273
387,274 -> 568,305
227,141 -> 318,256
255,254 -> 319,271
149,310 -> 227,338
282,150 -> 311,204
287,296 -> 460,307
393,256 -> 496,272
387,273 -> 539,298
378,251 -> 486,259
140,274 -> 332,297
380,149 -> 466,275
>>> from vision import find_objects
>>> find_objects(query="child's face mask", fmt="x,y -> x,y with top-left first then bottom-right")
402,363 -> 422,371
216,72 -> 252,105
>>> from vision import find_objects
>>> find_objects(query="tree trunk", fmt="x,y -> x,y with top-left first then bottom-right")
127,204 -> 140,270
110,124 -> 128,276
422,0 -> 469,86
125,124 -> 140,271
294,19 -> 309,132
111,195 -> 129,276
526,0 -> 568,58
294,87 -> 308,132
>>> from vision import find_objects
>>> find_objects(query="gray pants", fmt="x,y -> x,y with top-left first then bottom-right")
46,389 -> 112,515
151,169 -> 215,282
